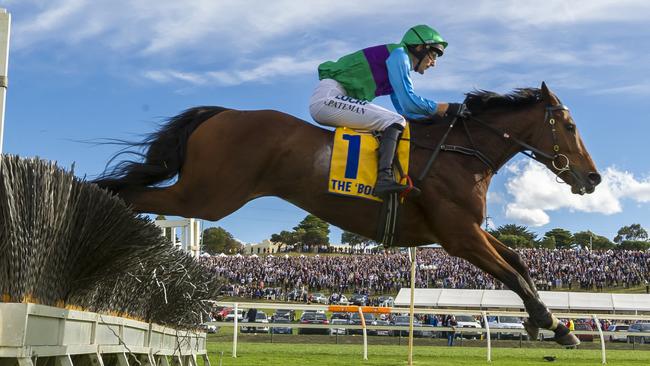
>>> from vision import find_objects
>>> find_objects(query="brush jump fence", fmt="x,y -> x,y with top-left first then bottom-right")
211,302 -> 650,365
0,156 -> 220,366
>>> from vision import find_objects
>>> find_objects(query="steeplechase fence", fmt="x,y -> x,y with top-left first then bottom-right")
0,303 -> 209,366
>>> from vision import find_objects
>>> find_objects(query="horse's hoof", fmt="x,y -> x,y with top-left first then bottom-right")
524,320 -> 539,340
555,332 -> 580,347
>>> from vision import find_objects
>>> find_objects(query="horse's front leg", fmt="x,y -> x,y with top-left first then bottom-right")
439,223 -> 579,347
483,231 -> 542,340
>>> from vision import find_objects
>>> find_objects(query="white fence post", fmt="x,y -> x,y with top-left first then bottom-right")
482,311 -> 491,362
232,303 -> 238,358
0,9 -> 10,154
359,307 -> 368,361
593,314 -> 606,365
408,247 -> 417,366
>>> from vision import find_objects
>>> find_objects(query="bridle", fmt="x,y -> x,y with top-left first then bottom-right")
415,101 -> 586,192
469,103 -> 572,178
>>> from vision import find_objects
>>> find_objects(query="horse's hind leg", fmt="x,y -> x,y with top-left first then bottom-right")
118,180 -> 250,221
440,224 -> 579,347
117,185 -> 194,217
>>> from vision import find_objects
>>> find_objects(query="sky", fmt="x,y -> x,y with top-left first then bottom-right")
1,0 -> 649,244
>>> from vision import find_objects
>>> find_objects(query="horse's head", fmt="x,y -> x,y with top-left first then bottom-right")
533,82 -> 601,195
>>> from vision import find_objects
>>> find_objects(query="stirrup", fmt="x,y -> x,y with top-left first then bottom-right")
375,181 -> 409,197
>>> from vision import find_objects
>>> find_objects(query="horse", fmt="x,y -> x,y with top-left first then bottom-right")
94,82 -> 600,346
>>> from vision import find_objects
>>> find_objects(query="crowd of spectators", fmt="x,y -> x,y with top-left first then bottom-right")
201,248 -> 650,299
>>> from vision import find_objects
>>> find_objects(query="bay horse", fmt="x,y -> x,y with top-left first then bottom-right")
95,82 -> 600,346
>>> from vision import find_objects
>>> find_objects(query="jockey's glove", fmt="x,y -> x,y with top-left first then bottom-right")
446,103 -> 472,119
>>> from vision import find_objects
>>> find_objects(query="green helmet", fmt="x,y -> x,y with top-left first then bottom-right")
401,25 -> 447,56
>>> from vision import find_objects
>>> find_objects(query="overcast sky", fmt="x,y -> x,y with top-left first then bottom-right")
2,0 -> 649,243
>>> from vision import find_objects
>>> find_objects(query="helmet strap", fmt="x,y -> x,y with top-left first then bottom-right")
406,44 -> 427,71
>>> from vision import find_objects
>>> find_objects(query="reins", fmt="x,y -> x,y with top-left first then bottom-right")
413,103 -> 579,190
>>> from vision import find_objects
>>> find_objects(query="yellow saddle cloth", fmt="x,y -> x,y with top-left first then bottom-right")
328,124 -> 410,202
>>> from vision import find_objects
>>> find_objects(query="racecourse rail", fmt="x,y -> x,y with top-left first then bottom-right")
0,303 -> 209,366
210,301 -> 650,365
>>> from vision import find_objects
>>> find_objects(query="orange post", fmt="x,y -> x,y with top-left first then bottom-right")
328,305 -> 391,314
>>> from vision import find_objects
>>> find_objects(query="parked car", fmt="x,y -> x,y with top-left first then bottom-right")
331,312 -> 350,321
303,309 -> 326,314
390,315 -> 422,337
273,309 -> 296,322
240,311 -> 269,333
488,316 -> 527,340
333,294 -> 350,305
628,323 -> 650,344
269,316 -> 293,334
309,292 -> 329,304
378,296 -> 394,307
420,323 -> 435,338
298,312 -> 329,335
607,324 -> 629,342
373,319 -> 391,336
330,318 -> 348,335
216,307 -> 232,321
348,312 -> 377,335
454,315 -> 482,339
224,309 -> 244,322
199,323 -> 219,334
575,322 -> 594,342
287,288 -> 306,302
350,293 -> 369,306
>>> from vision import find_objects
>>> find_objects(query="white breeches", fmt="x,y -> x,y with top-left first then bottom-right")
309,78 -> 405,131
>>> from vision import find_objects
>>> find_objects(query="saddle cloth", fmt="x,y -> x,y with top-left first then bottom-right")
328,124 -> 410,202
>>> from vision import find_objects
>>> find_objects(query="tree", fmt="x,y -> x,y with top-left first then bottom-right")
294,215 -> 330,250
543,228 -> 574,249
617,240 -> 650,251
341,231 -> 376,252
498,234 -> 534,248
202,227 -> 242,255
573,231 -> 614,250
614,224 -> 648,243
489,224 -> 537,248
270,230 -> 299,246
490,224 -> 537,242
538,235 -> 556,249
270,215 -> 331,252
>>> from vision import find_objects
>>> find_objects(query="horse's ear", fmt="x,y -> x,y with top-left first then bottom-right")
541,81 -> 551,102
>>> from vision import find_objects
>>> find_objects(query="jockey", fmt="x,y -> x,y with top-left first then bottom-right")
310,25 -> 470,197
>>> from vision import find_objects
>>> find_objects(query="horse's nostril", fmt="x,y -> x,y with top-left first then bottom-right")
588,172 -> 602,185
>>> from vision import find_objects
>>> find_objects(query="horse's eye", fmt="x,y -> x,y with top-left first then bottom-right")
565,124 -> 575,132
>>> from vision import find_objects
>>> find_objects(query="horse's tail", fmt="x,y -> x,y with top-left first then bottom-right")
93,106 -> 230,193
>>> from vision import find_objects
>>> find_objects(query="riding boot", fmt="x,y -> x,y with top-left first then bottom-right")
374,124 -> 420,198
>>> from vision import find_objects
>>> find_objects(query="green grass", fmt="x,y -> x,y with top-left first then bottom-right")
204,339 -> 650,366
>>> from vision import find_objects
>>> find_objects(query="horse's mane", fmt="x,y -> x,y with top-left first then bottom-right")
465,88 -> 542,114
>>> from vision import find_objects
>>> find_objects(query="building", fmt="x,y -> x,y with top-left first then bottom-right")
244,239 -> 283,255
154,218 -> 202,258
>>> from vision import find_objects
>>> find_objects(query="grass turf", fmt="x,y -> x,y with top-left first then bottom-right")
204,339 -> 650,366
